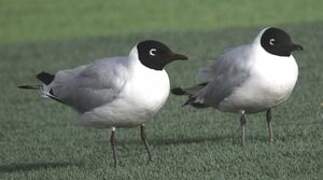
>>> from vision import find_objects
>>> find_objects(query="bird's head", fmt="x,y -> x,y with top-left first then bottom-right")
257,27 -> 303,57
131,40 -> 188,70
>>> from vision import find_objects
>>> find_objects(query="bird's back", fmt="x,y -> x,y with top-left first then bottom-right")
48,57 -> 129,113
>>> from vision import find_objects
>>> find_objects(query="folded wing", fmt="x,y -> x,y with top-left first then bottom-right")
48,57 -> 129,113
189,45 -> 253,107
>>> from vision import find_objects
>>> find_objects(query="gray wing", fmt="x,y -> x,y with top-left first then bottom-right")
49,57 -> 129,112
194,45 -> 252,107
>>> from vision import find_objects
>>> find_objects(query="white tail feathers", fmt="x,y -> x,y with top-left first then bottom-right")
40,84 -> 51,98
18,84 -> 52,99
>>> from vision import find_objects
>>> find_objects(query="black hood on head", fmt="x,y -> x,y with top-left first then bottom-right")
260,27 -> 303,57
137,40 -> 188,70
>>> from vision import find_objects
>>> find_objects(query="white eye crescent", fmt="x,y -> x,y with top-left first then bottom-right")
149,48 -> 157,56
269,38 -> 275,46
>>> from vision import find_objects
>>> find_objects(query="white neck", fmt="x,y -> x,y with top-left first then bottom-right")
253,27 -> 270,45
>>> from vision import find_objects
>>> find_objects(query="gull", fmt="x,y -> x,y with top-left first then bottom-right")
19,40 -> 188,167
172,27 -> 303,145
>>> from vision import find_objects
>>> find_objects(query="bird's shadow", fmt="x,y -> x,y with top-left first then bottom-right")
0,161 -> 83,173
96,134 -> 234,146
150,135 -> 232,146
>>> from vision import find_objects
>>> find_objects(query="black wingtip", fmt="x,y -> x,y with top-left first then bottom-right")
183,97 -> 195,106
18,85 -> 39,89
36,72 -> 55,85
182,97 -> 208,108
171,87 -> 187,95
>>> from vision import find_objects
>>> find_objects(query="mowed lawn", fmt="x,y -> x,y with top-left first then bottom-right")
0,1 -> 323,179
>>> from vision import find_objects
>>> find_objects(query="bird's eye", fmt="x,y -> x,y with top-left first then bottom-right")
149,48 -> 157,56
269,38 -> 276,46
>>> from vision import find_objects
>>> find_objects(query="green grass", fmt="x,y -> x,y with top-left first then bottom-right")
1,1 -> 323,179
1,0 -> 323,44
1,23 -> 323,180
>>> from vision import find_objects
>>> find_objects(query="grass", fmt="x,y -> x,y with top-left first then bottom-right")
1,0 -> 323,44
1,1 -> 323,179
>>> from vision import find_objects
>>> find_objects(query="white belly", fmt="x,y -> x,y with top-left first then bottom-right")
79,69 -> 170,128
219,55 -> 298,113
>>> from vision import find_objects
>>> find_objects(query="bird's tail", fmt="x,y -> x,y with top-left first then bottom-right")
18,85 -> 40,90
171,83 -> 209,108
170,87 -> 189,96
18,71 -> 65,104
18,71 -> 55,98
36,72 -> 55,85
18,83 -> 52,98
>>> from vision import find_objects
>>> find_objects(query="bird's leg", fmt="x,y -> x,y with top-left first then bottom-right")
266,109 -> 273,143
140,124 -> 152,162
240,111 -> 247,146
110,127 -> 117,168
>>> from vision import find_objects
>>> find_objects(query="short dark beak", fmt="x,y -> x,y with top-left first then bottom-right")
169,53 -> 188,61
291,43 -> 304,51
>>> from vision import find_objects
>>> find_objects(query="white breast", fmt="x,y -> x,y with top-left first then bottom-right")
121,64 -> 170,116
219,47 -> 299,113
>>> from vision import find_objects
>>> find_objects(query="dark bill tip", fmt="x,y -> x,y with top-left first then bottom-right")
169,53 -> 188,61
291,43 -> 304,51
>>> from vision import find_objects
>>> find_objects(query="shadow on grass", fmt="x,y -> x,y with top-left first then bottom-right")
0,161 -> 83,173
95,134 -> 233,146
150,135 -> 233,146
